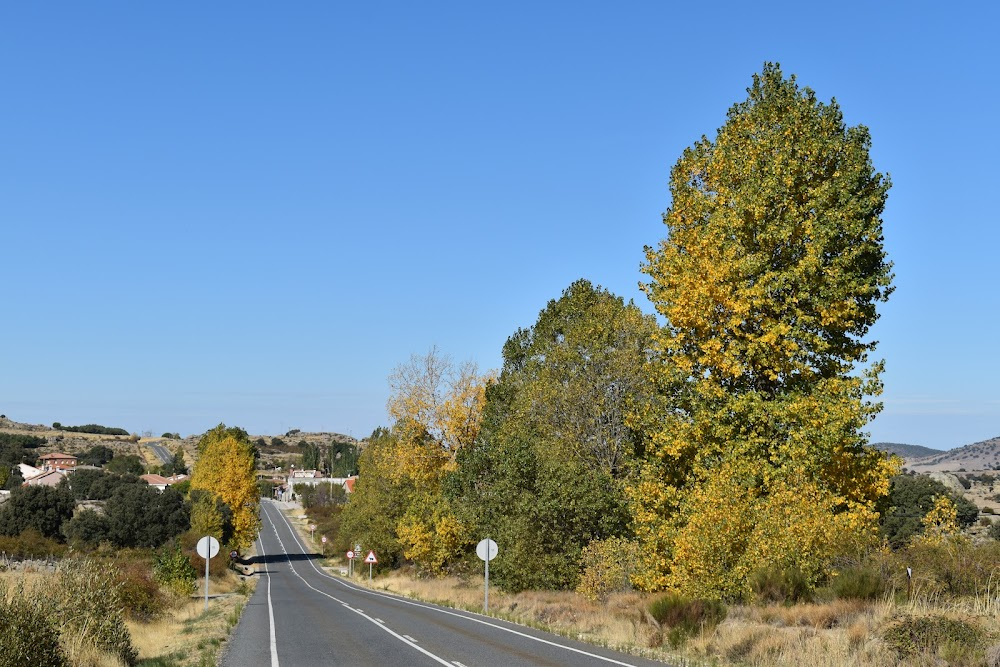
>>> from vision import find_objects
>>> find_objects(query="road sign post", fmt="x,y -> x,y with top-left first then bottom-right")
346,550 -> 356,577
364,550 -> 378,582
321,535 -> 327,557
476,538 -> 498,613
197,536 -> 220,612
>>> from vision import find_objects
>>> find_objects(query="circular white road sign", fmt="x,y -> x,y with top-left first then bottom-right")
197,536 -> 220,560
476,538 -> 498,562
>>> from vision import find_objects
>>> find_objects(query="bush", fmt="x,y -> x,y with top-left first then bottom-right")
0,528 -> 69,559
983,507 -> 994,514
882,615 -> 986,660
115,558 -> 167,621
54,559 -> 139,665
898,538 -> 1000,596
154,545 -> 198,597
63,509 -> 112,546
988,522 -> 1000,541
576,538 -> 638,602
648,593 -> 727,647
749,564 -> 812,604
0,581 -> 67,667
831,566 -> 884,601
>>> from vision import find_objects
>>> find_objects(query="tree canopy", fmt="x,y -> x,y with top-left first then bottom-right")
448,280 -> 655,590
632,63 -> 896,597
190,424 -> 260,550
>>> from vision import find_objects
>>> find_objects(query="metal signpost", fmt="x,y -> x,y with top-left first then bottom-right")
197,536 -> 221,612
321,535 -> 327,556
476,538 -> 498,613
346,549 -> 356,576
364,550 -> 378,582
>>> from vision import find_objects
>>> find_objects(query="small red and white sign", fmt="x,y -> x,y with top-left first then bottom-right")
346,550 -> 356,559
321,536 -> 327,544
364,550 -> 378,564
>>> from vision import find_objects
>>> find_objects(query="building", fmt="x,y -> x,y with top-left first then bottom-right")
37,452 -> 78,472
24,470 -> 67,487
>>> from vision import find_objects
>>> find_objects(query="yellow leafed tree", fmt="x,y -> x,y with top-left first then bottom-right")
633,64 -> 897,598
190,424 -> 260,551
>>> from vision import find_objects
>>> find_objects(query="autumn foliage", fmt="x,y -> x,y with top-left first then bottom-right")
342,65 -> 898,600
190,424 -> 260,551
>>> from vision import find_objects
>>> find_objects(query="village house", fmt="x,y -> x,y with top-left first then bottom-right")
37,452 -> 78,472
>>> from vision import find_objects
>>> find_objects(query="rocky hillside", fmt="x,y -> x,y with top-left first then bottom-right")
904,436 -> 1000,474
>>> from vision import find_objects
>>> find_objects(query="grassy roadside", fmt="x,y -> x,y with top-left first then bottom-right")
129,571 -> 254,667
0,558 -> 256,667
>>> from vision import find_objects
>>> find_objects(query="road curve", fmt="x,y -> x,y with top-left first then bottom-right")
147,441 -> 173,466
222,499 -> 670,667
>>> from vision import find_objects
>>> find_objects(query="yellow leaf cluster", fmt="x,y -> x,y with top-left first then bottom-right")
190,425 -> 260,551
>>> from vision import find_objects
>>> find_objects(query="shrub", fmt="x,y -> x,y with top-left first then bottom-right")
0,581 -> 67,667
54,559 -> 138,665
154,545 -> 198,597
115,558 -> 167,621
648,593 -> 727,647
979,517 -> 992,527
576,538 -> 638,602
882,615 -> 986,659
0,528 -> 69,559
983,507 -> 995,514
831,566 -> 884,601
749,564 -> 812,604
897,538 -> 1000,596
989,522 -> 1000,541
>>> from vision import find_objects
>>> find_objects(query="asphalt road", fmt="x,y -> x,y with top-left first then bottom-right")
222,500 -> 670,667
147,441 -> 172,466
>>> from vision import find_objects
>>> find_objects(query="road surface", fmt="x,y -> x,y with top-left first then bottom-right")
222,500 -> 669,667
147,441 -> 172,466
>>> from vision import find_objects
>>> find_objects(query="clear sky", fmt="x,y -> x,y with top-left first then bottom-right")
2,2 -> 997,450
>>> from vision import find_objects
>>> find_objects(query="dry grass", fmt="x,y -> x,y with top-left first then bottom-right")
128,585 -> 249,667
328,569 -> 1000,666
2,561 -> 255,667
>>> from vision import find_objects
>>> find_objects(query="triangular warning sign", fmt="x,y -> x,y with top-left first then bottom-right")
364,550 -> 378,564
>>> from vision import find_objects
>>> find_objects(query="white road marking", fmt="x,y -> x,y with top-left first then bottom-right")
265,500 -> 643,667
402,634 -> 417,642
260,504 -> 453,666
256,532 -> 280,667
453,662 -> 468,667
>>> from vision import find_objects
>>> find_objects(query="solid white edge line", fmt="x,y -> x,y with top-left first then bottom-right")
256,531 -> 280,667
260,504 -> 452,667
264,499 -> 642,667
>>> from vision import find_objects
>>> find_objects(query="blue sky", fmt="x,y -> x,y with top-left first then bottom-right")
1,2 -> 997,450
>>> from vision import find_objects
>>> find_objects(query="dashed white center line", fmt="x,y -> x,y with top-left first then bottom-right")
402,635 -> 417,642
453,662 -> 468,667
375,618 -> 384,624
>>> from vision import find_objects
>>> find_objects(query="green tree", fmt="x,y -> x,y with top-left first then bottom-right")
79,445 -> 114,467
880,475 -> 979,549
0,486 -> 76,540
63,509 -> 112,546
190,424 -> 259,550
167,446 -> 188,476
189,489 -> 233,545
105,485 -> 189,548
633,64 -> 897,597
105,454 -> 144,476
448,280 -> 655,590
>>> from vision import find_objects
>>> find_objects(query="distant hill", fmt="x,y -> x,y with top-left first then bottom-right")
904,436 -> 1000,473
872,442 -> 945,460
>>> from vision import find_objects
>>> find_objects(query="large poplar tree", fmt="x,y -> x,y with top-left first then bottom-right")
634,64 -> 897,597
190,424 -> 260,550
